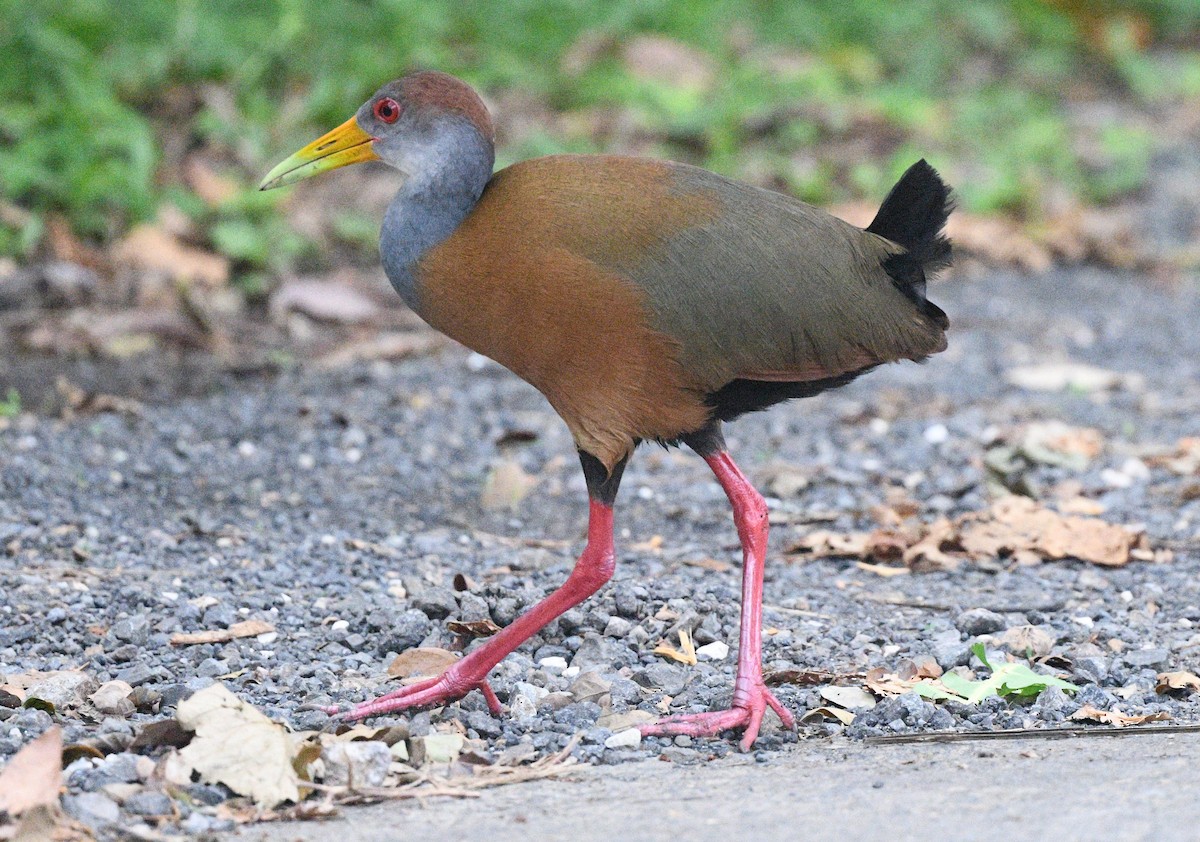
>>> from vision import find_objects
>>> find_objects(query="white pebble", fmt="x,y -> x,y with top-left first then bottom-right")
696,641 -> 729,660
539,656 -> 568,672
330,619 -> 350,631
236,440 -> 257,457
923,423 -> 949,444
869,418 -> 889,435
257,632 -> 278,644
297,454 -> 316,470
562,666 -> 580,679
604,728 -> 642,749
344,447 -> 363,464
1101,468 -> 1133,489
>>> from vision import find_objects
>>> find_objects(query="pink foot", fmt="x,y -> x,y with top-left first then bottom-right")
321,665 -> 503,720
640,685 -> 795,751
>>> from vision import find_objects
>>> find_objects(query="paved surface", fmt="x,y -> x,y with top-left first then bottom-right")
244,731 -> 1200,841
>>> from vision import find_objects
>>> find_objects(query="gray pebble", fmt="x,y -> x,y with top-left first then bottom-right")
955,608 -> 1006,636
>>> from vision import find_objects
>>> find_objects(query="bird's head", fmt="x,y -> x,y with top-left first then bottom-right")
259,71 -> 495,191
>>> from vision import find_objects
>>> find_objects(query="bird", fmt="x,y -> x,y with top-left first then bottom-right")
260,70 -> 952,750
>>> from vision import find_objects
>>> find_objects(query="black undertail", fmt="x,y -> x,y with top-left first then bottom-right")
703,366 -> 878,423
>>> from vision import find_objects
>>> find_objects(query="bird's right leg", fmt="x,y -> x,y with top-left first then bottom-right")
325,451 -> 626,721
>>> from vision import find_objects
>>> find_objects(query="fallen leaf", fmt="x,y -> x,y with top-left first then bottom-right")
596,709 -> 655,731
171,619 -> 275,646
1144,437 -> 1200,476
446,618 -> 502,638
786,530 -> 868,558
1069,705 -> 1171,727
175,683 -> 300,807
1004,362 -> 1124,393
270,279 -> 380,325
855,561 -> 909,577
387,648 -> 459,679
819,685 -> 876,710
1019,421 -> 1105,468
1156,671 -> 1200,694
130,719 -> 192,751
653,629 -> 697,666
480,459 -> 537,510
902,518 -> 961,571
316,332 -> 442,368
800,706 -> 855,726
0,726 -> 62,816
113,224 -> 229,287
1000,625 -> 1056,659
959,497 -> 1137,567
765,669 -> 856,687
681,557 -> 733,573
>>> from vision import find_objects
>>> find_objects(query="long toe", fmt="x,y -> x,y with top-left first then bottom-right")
336,673 -> 501,720
639,686 -> 793,750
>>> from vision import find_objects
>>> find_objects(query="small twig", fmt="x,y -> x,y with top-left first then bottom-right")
865,723 -> 1200,746
762,604 -> 833,619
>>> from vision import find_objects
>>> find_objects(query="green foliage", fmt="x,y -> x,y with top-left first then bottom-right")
1,0 -> 1197,266
0,389 -> 20,418
931,644 -> 1079,704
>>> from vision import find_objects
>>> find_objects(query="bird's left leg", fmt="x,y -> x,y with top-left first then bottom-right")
641,422 -> 795,750
326,451 -> 626,721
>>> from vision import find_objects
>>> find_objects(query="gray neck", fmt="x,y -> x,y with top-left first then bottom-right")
379,117 -> 494,312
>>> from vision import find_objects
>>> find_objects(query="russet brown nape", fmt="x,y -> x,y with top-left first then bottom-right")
417,156 -> 720,470
400,71 -> 494,142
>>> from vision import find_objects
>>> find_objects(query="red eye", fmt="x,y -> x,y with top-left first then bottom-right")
373,97 -> 401,123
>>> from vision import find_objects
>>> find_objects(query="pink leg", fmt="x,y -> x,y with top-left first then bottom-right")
641,451 -> 795,750
330,499 -> 616,720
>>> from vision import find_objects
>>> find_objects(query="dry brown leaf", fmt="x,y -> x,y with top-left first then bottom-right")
630,535 -> 665,553
0,726 -> 62,816
316,331 -> 442,368
1069,705 -> 1171,727
387,648 -> 459,679
902,517 -> 961,571
1022,421 -> 1105,464
960,497 -> 1136,567
1000,625 -> 1056,659
855,561 -> 910,577
786,530 -> 869,558
653,629 -> 698,666
171,619 -> 274,646
800,706 -> 855,726
173,683 -> 300,807
446,618 -> 502,638
270,279 -> 380,325
113,224 -> 229,287
681,557 -> 733,573
1144,437 -> 1200,476
480,459 -> 537,510
1156,671 -> 1200,693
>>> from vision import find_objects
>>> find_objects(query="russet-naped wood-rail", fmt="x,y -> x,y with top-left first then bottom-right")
261,71 -> 952,749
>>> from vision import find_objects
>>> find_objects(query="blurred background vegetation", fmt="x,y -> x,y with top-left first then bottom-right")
1,0 -> 1198,286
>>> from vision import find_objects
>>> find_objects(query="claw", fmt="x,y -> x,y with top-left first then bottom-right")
640,685 -> 794,750
333,669 -> 503,721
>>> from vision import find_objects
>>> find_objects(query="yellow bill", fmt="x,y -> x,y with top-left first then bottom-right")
259,117 -> 379,191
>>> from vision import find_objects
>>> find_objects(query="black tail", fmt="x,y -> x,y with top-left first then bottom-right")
866,159 -> 953,329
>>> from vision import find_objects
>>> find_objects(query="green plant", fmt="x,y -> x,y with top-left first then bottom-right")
0,388 -> 22,418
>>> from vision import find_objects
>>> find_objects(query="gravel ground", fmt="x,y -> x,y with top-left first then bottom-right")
3,262 -> 1200,836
